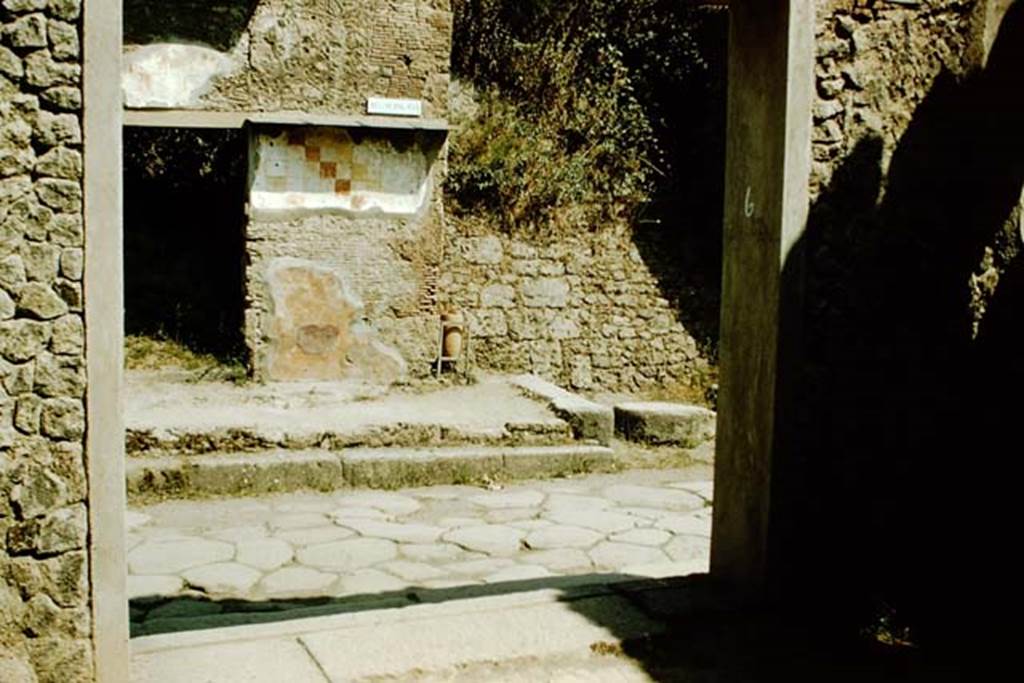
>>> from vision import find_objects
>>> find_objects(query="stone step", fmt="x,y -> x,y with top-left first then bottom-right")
126,445 -> 616,502
126,418 -> 575,457
510,374 -> 614,445
614,402 -> 716,448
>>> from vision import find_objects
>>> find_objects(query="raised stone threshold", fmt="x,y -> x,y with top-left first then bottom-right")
127,445 -> 616,502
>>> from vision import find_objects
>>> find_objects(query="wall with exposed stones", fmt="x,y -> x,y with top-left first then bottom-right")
123,0 -> 452,118
1,0 -> 92,680
440,220 -> 715,394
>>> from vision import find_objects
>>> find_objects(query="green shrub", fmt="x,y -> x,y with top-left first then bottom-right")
448,0 -> 726,235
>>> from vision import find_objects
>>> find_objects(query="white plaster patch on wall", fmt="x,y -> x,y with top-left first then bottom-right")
123,44 -> 239,108
250,127 -> 431,216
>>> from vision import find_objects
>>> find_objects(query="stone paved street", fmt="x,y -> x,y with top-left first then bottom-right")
126,468 -> 713,606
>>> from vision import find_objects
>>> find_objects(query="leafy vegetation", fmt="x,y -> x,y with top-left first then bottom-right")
447,0 -> 727,235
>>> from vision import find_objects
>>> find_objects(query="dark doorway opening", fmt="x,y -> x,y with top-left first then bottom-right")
123,126 -> 248,362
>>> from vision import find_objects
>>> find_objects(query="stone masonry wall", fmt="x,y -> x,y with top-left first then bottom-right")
441,220 -> 713,394
1,0 -> 92,680
123,0 -> 452,119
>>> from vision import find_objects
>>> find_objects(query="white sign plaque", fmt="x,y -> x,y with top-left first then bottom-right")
366,97 -> 423,118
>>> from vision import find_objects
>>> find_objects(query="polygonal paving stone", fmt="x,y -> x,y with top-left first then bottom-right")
535,480 -> 588,494
468,490 -> 544,509
329,507 -> 392,522
379,561 -> 445,583
399,543 -> 464,562
507,519 -> 553,531
274,500 -> 335,513
276,526 -> 356,546
334,569 -> 409,596
609,528 -> 672,547
524,525 -> 602,550
208,526 -> 269,543
125,511 -> 152,530
543,494 -> 612,512
409,485 -> 479,501
270,513 -> 329,530
520,549 -> 592,572
483,564 -> 553,583
667,480 -> 714,502
617,507 -> 672,521
335,492 -> 421,516
235,539 -> 294,571
442,525 -> 526,556
664,535 -> 710,562
544,509 -> 638,534
655,514 -> 711,537
297,538 -> 398,571
437,516 -> 485,529
338,519 -> 445,544
182,562 -> 262,595
260,567 -> 337,597
485,508 -> 538,524
589,542 -> 668,570
442,558 -> 516,576
601,485 -> 704,511
127,574 -> 184,600
128,539 -> 234,575
138,528 -> 198,542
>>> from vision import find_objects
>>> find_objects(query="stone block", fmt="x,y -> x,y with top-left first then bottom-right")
459,236 -> 503,265
479,283 -> 515,308
40,86 -> 80,111
46,20 -> 78,61
49,314 -> 81,355
33,112 -> 79,147
33,147 -> 80,180
23,50 -> 79,89
21,243 -> 60,283
614,402 -> 716,448
34,178 -> 81,212
341,448 -> 503,490
47,214 -> 82,246
470,309 -> 507,338
510,374 -> 613,445
0,255 -> 27,292
37,397 -> 80,439
7,13 -> 47,49
520,277 -> 569,308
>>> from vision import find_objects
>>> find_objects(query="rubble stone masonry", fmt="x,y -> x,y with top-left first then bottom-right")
441,220 -> 715,394
1,0 -> 93,680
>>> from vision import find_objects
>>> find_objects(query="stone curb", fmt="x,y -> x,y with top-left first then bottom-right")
614,402 -> 716,448
125,417 -> 574,456
510,375 -> 614,445
126,445 -> 616,502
